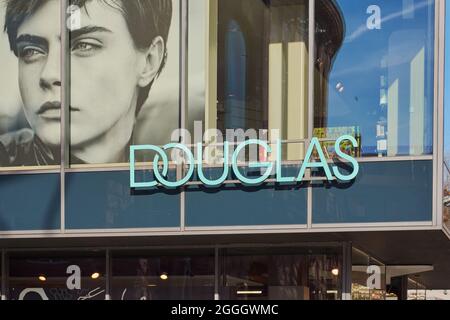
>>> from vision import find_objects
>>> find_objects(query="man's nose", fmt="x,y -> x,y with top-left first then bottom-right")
40,49 -> 61,90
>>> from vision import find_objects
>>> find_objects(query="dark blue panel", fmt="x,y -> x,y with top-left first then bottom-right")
313,160 -> 433,223
0,174 -> 60,231
186,171 -> 307,227
66,171 -> 180,229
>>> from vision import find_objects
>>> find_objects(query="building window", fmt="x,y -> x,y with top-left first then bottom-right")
220,247 -> 342,300
351,248 -> 387,300
8,252 -> 105,300
111,249 -> 215,300
315,0 -> 435,158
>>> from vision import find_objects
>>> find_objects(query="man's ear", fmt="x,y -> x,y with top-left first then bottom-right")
138,36 -> 165,88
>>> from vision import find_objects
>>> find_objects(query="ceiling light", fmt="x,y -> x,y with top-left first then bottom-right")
327,290 -> 338,294
237,290 -> 262,295
331,268 -> 339,276
160,273 -> 168,280
38,275 -> 46,282
91,272 -> 100,279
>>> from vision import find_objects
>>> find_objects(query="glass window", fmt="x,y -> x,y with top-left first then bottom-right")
220,246 -> 342,300
1,251 -> 2,300
312,160 -> 433,224
407,277 -> 426,300
315,0 -> 435,158
68,0 -> 180,167
444,163 -> 450,229
443,0 -> 450,230
0,0 -> 61,169
369,256 -> 387,300
198,0 -> 311,161
188,0 -> 206,132
8,252 -> 106,300
351,248 -> 371,300
351,248 -> 386,300
111,249 -> 215,300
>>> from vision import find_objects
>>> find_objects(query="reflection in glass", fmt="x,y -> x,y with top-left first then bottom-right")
221,247 -> 341,300
444,0 -> 450,230
315,0 -> 434,158
351,248 -> 387,300
212,0 -> 318,161
444,163 -> 450,229
205,0 -> 347,163
407,277 -> 427,300
8,254 -> 105,300
111,250 -> 215,300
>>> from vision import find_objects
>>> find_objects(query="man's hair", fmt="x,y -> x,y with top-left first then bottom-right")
4,0 -> 173,113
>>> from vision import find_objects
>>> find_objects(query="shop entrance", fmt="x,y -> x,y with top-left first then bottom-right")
0,244 -> 343,300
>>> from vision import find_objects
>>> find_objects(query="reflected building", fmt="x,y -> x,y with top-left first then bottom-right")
215,0 -> 344,160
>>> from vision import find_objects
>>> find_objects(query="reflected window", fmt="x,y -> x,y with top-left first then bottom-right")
444,163 -> 450,229
351,248 -> 386,300
111,250 -> 215,300
8,252 -> 105,300
443,0 -> 450,230
407,277 -> 427,300
212,0 -> 314,160
210,0 -> 355,161
315,0 -> 435,158
220,247 -> 342,300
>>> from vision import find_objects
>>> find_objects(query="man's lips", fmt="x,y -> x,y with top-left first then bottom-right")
37,102 -> 80,117
37,101 -> 61,115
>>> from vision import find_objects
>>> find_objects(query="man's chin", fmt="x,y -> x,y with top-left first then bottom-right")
36,133 -> 61,147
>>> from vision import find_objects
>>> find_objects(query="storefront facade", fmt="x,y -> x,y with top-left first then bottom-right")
0,0 -> 448,300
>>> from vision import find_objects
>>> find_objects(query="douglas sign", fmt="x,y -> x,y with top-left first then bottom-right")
130,135 -> 359,188
130,135 -> 359,189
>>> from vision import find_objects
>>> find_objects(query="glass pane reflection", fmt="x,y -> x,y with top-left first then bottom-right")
9,254 -> 105,300
111,250 -> 215,300
351,248 -> 387,300
315,0 -> 435,158
220,247 -> 342,300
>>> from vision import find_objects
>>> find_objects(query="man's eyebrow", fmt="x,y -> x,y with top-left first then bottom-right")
70,26 -> 112,40
15,34 -> 48,48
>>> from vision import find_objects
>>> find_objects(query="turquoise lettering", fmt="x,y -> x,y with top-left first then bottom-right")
153,143 -> 195,188
197,142 -> 230,187
276,139 -> 295,183
296,137 -> 333,182
232,140 -> 273,185
130,145 -> 169,188
332,135 -> 360,181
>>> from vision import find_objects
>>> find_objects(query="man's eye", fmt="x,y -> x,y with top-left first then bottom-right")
73,42 -> 93,51
71,40 -> 101,56
18,47 -> 45,61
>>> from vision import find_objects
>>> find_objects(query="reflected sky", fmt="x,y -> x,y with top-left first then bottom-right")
326,0 -> 434,156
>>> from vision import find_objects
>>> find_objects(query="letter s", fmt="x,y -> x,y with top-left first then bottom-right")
332,135 -> 359,181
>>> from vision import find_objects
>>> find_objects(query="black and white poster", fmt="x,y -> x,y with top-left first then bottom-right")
0,0 -> 207,167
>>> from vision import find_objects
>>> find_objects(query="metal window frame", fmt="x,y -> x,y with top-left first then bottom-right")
1,250 -> 5,300
0,241 -> 344,300
434,0 -> 446,229
0,0 -> 442,238
437,0 -> 447,233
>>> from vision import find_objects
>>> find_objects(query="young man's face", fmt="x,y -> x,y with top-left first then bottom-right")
16,0 -> 61,146
70,0 -> 148,148
16,0 -> 151,149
